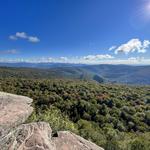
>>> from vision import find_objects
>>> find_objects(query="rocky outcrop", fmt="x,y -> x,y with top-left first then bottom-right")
53,130 -> 103,150
0,92 -> 33,138
0,92 -> 104,150
0,122 -> 103,150
0,122 -> 54,150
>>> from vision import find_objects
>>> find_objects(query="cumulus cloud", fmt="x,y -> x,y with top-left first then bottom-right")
0,49 -> 18,54
143,40 -> 150,48
28,36 -> 40,42
114,39 -> 150,54
16,32 -> 27,39
109,46 -> 116,51
9,32 -> 40,43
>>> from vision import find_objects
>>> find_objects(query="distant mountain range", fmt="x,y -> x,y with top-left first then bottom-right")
0,62 -> 85,68
0,63 -> 150,85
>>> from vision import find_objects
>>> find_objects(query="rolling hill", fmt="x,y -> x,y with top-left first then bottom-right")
0,63 -> 150,85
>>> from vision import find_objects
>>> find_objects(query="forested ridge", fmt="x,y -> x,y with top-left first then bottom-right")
1,64 -> 150,85
0,66 -> 104,83
0,77 -> 150,150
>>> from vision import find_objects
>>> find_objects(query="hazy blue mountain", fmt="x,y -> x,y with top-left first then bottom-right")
81,64 -> 150,84
0,63 -> 85,68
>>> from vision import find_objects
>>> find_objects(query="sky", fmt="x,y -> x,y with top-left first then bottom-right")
0,0 -> 150,64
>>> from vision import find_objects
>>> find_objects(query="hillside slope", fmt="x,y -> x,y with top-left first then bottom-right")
1,64 -> 150,84
0,78 -> 150,149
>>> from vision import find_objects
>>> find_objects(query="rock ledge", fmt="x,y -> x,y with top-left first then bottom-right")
0,92 -> 33,138
0,92 -> 104,150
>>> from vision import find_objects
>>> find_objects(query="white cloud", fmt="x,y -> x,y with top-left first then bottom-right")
143,40 -> 150,48
0,54 -> 114,64
83,54 -> 114,60
28,36 -> 40,43
114,39 -> 150,54
0,49 -> 18,54
128,57 -> 137,61
109,46 -> 116,51
16,32 -> 27,39
60,57 -> 68,61
1,56 -> 150,65
9,35 -> 17,40
9,32 -> 40,43
112,57 -> 148,65
128,57 -> 145,62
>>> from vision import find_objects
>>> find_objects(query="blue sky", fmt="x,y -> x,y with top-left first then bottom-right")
0,0 -> 150,64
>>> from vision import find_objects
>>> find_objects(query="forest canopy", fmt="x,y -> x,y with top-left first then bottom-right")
0,77 -> 150,150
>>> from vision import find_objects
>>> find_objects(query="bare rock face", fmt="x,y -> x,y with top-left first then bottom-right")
0,92 -> 33,138
0,122 -> 103,150
53,131 -> 103,150
0,122 -> 55,150
0,92 -> 104,150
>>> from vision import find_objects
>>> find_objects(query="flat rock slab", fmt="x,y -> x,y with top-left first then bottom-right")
0,122 -> 55,150
53,131 -> 104,150
0,92 -> 33,138
0,122 -> 104,150
0,92 -> 104,150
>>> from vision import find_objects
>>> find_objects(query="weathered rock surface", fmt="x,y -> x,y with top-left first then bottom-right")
0,92 -> 33,138
0,92 -> 104,150
0,122 -> 103,150
53,130 -> 103,150
0,122 -> 55,150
